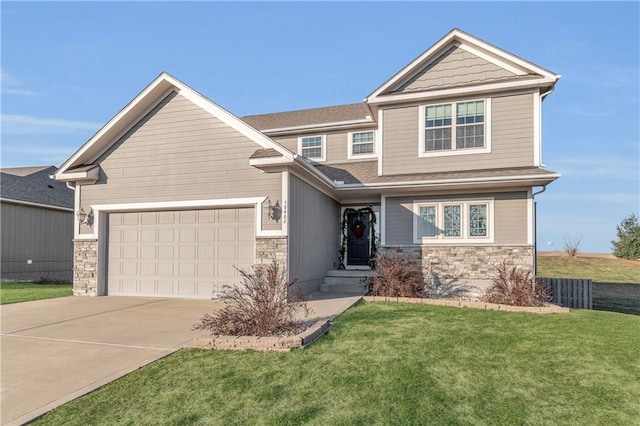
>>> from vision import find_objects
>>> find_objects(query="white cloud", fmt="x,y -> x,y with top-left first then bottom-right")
540,192 -> 638,205
1,114 -> 101,134
1,70 -> 39,97
547,155 -> 639,181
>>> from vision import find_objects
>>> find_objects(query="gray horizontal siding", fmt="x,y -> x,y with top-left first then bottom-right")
1,202 -> 73,281
384,191 -> 529,246
288,174 -> 340,293
382,93 -> 535,175
80,91 -> 282,231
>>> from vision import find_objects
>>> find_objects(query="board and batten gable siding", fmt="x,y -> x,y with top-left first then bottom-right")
79,91 -> 282,231
384,192 -> 528,246
1,202 -> 73,281
382,92 -> 535,175
397,46 -> 515,93
288,174 -> 340,293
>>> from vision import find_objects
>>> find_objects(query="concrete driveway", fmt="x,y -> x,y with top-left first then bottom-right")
1,296 -> 219,425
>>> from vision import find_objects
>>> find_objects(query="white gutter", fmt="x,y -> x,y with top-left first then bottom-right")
333,173 -> 561,191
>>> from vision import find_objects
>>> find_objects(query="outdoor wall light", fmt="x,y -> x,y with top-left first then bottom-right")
76,207 -> 93,225
266,198 -> 282,223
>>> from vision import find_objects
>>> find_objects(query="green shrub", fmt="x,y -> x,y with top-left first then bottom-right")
612,213 -> 640,260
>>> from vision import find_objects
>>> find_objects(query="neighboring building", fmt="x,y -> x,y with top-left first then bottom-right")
1,166 -> 74,281
53,29 -> 560,298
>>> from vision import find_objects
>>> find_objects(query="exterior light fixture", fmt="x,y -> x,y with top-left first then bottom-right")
76,207 -> 93,225
267,198 -> 282,223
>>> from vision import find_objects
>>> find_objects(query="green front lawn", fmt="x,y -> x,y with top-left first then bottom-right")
36,302 -> 640,425
0,282 -> 72,305
537,254 -> 640,283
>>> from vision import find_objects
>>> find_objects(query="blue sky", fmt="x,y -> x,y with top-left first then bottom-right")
1,2 -> 638,253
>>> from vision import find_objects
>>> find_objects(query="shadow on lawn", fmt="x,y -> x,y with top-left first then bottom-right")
592,282 -> 640,316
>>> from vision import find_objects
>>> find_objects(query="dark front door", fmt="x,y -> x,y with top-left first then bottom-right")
347,212 -> 370,266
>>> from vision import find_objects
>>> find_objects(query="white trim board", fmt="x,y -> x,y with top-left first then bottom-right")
74,196 -> 287,240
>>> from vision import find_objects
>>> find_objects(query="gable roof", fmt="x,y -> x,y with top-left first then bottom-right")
242,103 -> 374,133
367,28 -> 560,104
54,72 -> 294,181
1,166 -> 74,210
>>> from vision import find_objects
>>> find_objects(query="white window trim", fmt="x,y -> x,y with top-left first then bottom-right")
412,197 -> 494,244
418,98 -> 492,158
347,130 -> 377,160
297,135 -> 326,162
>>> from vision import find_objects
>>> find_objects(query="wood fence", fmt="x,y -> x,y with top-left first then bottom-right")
538,277 -> 593,309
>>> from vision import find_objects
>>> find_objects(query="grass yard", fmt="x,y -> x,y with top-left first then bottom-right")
36,302 -> 640,425
0,282 -> 72,305
537,253 -> 640,315
537,253 -> 640,283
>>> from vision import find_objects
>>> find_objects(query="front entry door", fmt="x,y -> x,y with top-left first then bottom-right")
347,211 -> 370,266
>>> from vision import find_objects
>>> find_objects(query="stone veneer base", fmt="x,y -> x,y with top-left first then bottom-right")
73,239 -> 98,296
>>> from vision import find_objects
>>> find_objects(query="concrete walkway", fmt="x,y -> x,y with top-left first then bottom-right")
0,293 -> 360,425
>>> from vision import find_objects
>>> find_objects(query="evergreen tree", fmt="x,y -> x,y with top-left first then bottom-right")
611,213 -> 640,260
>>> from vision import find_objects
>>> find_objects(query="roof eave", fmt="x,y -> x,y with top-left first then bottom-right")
334,173 -> 561,191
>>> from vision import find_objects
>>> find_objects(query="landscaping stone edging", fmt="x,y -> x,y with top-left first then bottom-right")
363,296 -> 569,313
187,319 -> 332,352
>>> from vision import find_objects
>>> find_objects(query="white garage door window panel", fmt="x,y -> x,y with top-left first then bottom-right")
107,208 -> 254,298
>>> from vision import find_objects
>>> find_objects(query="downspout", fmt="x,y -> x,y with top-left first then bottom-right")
538,88 -> 554,168
531,185 -> 548,276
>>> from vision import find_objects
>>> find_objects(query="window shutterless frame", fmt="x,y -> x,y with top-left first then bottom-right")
347,130 -> 376,159
418,98 -> 491,158
413,198 -> 494,244
297,135 -> 326,162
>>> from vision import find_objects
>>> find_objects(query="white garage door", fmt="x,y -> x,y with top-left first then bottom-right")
107,208 -> 255,298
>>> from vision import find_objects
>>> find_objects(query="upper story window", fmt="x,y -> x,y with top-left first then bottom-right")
347,131 -> 376,159
419,99 -> 491,157
413,198 -> 494,244
298,135 -> 325,161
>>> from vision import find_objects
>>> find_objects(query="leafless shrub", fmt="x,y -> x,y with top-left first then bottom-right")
563,235 -> 582,257
481,263 -> 551,307
366,249 -> 424,297
193,261 -> 309,337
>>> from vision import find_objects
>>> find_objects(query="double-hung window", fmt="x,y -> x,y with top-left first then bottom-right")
298,135 -> 325,161
420,99 -> 490,157
414,198 -> 494,243
348,130 -> 376,159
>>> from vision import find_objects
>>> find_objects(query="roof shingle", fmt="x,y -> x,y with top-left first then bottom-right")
242,103 -> 373,131
0,166 -> 74,209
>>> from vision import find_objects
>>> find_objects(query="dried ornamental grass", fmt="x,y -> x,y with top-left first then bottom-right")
482,263 -> 551,307
194,261 -> 309,337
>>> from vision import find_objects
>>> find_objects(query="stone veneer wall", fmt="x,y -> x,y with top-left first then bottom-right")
73,239 -> 98,296
380,245 -> 533,293
255,237 -> 288,266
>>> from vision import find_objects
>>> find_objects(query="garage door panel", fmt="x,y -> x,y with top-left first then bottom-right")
198,228 -> 215,242
179,263 -> 195,276
179,228 -> 196,242
157,229 -> 174,242
157,246 -> 174,259
141,229 -> 156,243
122,246 -> 138,259
141,212 -> 157,225
197,246 -> 214,259
179,246 -> 196,259
198,210 -> 217,223
107,207 -> 255,298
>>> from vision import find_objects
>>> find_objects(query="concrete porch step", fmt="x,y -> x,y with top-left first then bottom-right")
320,270 -> 371,295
